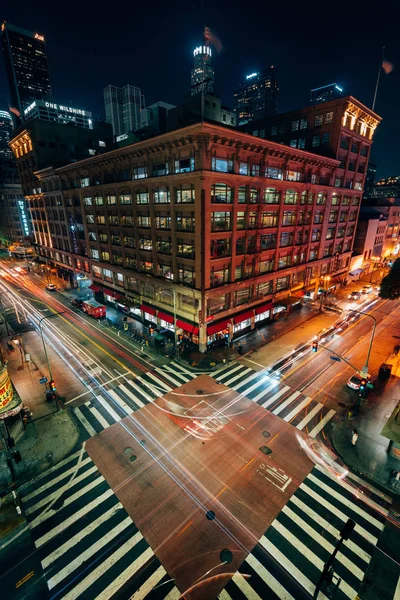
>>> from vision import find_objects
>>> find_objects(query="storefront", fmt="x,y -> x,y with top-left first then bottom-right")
141,304 -> 157,325
254,302 -> 273,325
207,318 -> 231,346
273,297 -> 302,317
233,310 -> 254,337
176,319 -> 199,346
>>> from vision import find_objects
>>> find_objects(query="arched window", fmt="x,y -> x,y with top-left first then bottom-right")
301,191 -> 313,205
264,188 -> 279,204
211,183 -> 233,203
316,192 -> 327,205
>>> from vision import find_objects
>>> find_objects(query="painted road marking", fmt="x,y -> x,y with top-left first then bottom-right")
308,409 -> 336,438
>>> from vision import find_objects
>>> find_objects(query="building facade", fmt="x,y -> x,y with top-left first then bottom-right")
104,85 -> 145,138
191,46 -> 215,96
310,84 -> 343,104
0,162 -> 31,245
23,100 -> 93,129
10,122 -> 365,351
0,110 -> 14,161
234,68 -> 278,125
1,22 -> 53,116
365,176 -> 400,202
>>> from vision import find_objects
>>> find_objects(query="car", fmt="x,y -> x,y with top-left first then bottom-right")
45,283 -> 57,291
70,298 -> 84,308
82,361 -> 102,377
374,285 -> 381,292
347,372 -> 371,390
361,284 -> 372,294
348,291 -> 361,300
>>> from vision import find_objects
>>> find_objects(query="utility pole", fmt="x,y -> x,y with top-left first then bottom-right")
38,312 -> 66,409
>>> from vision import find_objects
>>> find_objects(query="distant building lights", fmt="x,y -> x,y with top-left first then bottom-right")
193,46 -> 212,57
246,72 -> 258,80
335,85 -> 343,92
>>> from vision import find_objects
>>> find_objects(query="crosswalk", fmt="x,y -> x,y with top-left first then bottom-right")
19,449 -> 181,600
72,361 -> 197,438
213,362 -> 336,437
73,360 -> 336,441
219,465 -> 390,600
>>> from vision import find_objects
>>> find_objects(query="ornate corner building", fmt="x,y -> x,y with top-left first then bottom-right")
10,108 -> 380,352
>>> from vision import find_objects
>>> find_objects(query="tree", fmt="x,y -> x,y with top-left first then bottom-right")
379,258 -> 400,300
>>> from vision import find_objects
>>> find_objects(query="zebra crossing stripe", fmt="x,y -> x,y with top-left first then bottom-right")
259,536 -> 330,600
163,587 -> 182,599
107,388 -> 134,414
289,495 -> 371,564
233,370 -> 265,391
155,368 -> 187,387
85,402 -> 109,429
223,367 -> 253,387
34,489 -> 115,548
159,364 -> 191,381
47,516 -> 133,590
74,407 -> 97,437
296,403 -> 323,430
19,450 -> 83,493
299,483 -> 379,546
231,572 -> 263,599
93,544 -> 153,600
246,553 -> 295,600
272,391 -> 301,416
218,590 -> 232,600
217,364 -> 244,382
308,409 -> 335,438
283,395 -> 313,422
271,520 -> 358,599
251,381 -> 279,404
25,465 -> 99,516
314,465 -> 390,517
41,503 -> 124,570
307,473 -> 384,530
60,531 -> 145,600
170,361 -> 196,377
281,505 -> 364,581
96,394 -> 121,422
31,475 -> 105,529
261,386 -> 289,408
146,372 -> 172,391
21,456 -> 92,503
119,383 -> 145,408
128,379 -> 156,403
130,564 -> 167,600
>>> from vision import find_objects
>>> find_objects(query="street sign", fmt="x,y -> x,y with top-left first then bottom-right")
330,355 -> 341,362
39,376 -> 48,384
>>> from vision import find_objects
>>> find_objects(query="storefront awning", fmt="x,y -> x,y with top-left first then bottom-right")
255,302 -> 273,315
207,318 -> 231,335
349,268 -> 364,277
233,310 -> 254,324
274,297 -> 302,308
176,319 -> 199,335
89,283 -> 101,292
157,310 -> 174,324
140,304 -> 156,316
102,287 -> 119,297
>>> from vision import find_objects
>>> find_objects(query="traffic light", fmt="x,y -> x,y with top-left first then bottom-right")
312,341 -> 318,352
49,380 -> 56,392
359,378 -> 367,391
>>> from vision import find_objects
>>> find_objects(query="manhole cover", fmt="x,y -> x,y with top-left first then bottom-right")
206,510 -> 216,520
259,446 -> 272,456
140,439 -> 147,446
262,431 -> 270,438
220,549 -> 233,564
196,390 -> 204,395
124,447 -> 133,455
129,455 -> 137,462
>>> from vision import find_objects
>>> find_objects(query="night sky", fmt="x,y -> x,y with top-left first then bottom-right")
1,0 -> 399,178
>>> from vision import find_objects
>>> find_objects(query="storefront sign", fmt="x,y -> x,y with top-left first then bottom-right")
0,365 -> 13,413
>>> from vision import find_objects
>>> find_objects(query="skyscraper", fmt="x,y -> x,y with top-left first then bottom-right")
310,83 -> 343,104
1,22 -> 53,116
234,67 -> 278,125
0,110 -> 13,161
190,45 -> 215,96
104,85 -> 145,137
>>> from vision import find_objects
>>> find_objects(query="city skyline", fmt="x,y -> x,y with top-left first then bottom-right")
0,0 -> 399,179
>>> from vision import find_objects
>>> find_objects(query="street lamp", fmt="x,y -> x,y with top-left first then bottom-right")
346,308 -> 377,377
38,311 -> 66,382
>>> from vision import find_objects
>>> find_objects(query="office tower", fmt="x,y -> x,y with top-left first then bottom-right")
234,67 -> 279,125
310,83 -> 343,104
1,22 -> 53,116
190,45 -> 215,95
104,85 -> 145,137
0,110 -> 13,161
23,99 -> 93,129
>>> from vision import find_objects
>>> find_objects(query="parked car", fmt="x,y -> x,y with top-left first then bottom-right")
45,283 -> 57,291
347,372 -> 371,390
378,363 -> 392,380
70,298 -> 84,308
361,284 -> 372,294
348,291 -> 361,300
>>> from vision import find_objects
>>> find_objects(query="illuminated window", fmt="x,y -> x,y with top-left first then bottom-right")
314,115 -> 323,127
312,135 -> 320,147
212,157 -> 233,173
211,183 -> 232,203
271,125 -> 278,136
300,119 -> 308,129
239,162 -> 248,175
174,157 -> 194,173
325,112 -> 333,123
176,185 -> 194,203
91,248 -> 99,259
298,138 -> 306,149
291,120 -> 299,131
133,166 -> 147,179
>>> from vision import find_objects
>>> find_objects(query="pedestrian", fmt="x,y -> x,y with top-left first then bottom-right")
351,428 -> 358,446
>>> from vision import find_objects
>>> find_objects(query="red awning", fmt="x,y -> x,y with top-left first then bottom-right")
207,318 -> 231,335
233,310 -> 254,324
89,283 -> 101,292
255,302 -> 273,315
157,311 -> 174,324
113,292 -> 124,301
176,319 -> 199,335
140,304 -> 156,316
103,287 -> 118,297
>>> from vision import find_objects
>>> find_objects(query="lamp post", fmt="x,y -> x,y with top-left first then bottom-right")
38,311 -> 66,381
346,308 -> 377,377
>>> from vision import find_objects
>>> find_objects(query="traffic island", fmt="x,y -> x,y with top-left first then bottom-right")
86,374 -> 314,599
